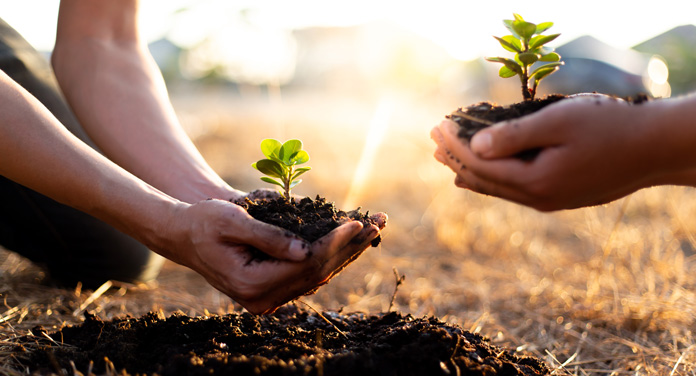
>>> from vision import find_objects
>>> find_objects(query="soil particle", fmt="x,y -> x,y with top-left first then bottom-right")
22,307 -> 551,376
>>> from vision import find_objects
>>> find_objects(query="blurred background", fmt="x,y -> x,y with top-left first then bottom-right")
2,1 -> 696,372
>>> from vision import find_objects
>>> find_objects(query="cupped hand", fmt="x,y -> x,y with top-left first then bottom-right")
431,94 -> 664,211
160,198 -> 386,314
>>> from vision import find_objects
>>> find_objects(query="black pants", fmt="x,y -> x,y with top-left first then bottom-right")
0,18 -> 163,288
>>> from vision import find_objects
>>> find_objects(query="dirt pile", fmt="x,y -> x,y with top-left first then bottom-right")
23,307 -> 550,375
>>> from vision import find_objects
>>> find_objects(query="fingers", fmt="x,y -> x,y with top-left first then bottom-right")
433,121 -> 549,205
242,216 -> 386,314
453,169 -> 545,209
313,221 -> 365,254
469,113 -> 560,159
233,221 -> 376,314
469,94 -> 623,160
370,212 -> 388,229
431,122 -> 468,175
193,198 -> 388,315
207,199 -> 311,261
437,120 -> 527,183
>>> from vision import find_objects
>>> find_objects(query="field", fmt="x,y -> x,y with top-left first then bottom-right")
1,84 -> 696,375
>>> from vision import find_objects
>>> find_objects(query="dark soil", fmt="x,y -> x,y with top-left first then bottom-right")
447,93 -> 650,161
21,307 -> 551,376
234,195 -> 382,260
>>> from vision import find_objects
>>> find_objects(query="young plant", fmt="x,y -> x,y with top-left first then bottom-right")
486,13 -> 564,101
252,138 -> 311,198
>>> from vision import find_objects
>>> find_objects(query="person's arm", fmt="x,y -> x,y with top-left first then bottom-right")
51,0 -> 237,204
0,71 -> 385,314
431,93 -> 696,211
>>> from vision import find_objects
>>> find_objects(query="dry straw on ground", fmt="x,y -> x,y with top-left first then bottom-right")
1,89 -> 695,375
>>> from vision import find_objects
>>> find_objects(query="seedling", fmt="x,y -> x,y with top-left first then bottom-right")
252,138 -> 311,198
486,13 -> 564,101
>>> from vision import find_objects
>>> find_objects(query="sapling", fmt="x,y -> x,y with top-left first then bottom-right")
252,138 -> 311,198
486,13 -> 564,101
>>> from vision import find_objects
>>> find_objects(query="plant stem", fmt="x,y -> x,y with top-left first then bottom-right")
520,73 -> 532,101
283,171 -> 291,198
520,41 -> 534,101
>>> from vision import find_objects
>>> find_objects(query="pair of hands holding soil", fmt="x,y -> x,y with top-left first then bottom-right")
163,189 -> 386,315
431,93 -> 696,211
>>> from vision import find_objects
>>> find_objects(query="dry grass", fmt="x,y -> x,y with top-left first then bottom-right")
1,85 -> 695,375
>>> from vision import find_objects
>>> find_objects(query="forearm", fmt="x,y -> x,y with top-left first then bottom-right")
638,93 -> 696,187
51,0 -> 238,203
0,71 -> 182,254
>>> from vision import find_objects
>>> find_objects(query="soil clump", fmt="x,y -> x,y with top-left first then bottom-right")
236,195 -> 381,247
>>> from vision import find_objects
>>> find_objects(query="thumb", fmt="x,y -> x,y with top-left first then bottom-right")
205,200 -> 312,261
470,112 -> 553,159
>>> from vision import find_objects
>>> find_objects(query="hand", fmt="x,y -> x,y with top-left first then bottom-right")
431,94 -> 669,211
160,198 -> 387,314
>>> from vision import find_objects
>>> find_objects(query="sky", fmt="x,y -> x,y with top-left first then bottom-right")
1,0 -> 694,61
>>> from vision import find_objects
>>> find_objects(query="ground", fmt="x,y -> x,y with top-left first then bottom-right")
12,193 -> 551,375
22,307 -> 550,375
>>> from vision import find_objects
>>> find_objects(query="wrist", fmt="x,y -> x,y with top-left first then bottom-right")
639,95 -> 696,186
146,199 -> 193,264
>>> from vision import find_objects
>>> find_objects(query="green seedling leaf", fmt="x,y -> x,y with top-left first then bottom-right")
529,34 -> 560,50
253,138 -> 312,197
539,52 -> 561,62
260,139 -> 281,159
530,62 -> 564,77
260,176 -> 284,188
290,150 -> 310,165
495,36 -> 522,52
499,65 -> 518,78
531,66 -> 560,91
535,22 -> 553,34
279,139 -> 303,162
512,20 -> 536,40
253,159 -> 284,178
487,13 -> 564,101
503,20 -> 521,39
486,57 -> 523,74
517,52 -> 540,65
292,166 -> 311,180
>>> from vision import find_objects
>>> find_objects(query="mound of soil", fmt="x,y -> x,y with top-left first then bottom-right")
235,195 -> 382,249
447,93 -> 650,160
22,307 -> 550,376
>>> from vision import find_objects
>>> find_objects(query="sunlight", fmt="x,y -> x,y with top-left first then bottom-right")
342,95 -> 394,210
179,23 -> 297,84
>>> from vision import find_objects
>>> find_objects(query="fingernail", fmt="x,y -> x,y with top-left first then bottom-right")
288,238 -> 310,260
470,132 -> 492,156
